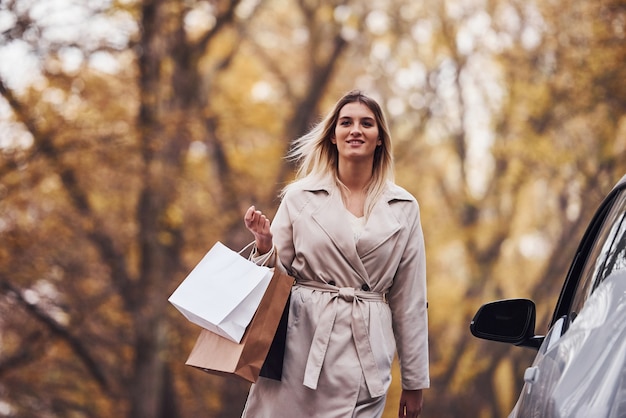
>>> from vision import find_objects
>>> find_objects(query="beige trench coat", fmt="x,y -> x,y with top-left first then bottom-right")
242,180 -> 429,418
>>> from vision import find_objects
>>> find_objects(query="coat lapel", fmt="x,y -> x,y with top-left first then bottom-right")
356,197 -> 402,258
306,182 -> 414,283
309,186 -> 369,281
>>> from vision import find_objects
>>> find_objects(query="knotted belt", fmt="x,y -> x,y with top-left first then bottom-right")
297,279 -> 388,398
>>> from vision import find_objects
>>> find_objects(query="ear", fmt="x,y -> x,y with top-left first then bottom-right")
331,135 -> 337,144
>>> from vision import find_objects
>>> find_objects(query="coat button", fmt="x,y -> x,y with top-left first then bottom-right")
328,281 -> 336,286
361,284 -> 370,291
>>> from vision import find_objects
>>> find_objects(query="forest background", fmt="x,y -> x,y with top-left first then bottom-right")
0,0 -> 625,417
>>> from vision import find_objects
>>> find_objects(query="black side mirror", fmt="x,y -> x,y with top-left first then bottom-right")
470,299 -> 542,349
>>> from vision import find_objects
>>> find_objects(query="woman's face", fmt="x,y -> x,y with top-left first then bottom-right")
331,101 -> 381,163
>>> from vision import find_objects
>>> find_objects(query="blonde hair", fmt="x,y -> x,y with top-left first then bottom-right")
284,90 -> 395,217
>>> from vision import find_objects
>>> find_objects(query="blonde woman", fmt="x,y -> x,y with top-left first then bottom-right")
243,90 -> 429,418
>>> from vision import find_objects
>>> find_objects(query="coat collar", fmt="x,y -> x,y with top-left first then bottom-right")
305,180 -> 412,282
302,179 -> 413,202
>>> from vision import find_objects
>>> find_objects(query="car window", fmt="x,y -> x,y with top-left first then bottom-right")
569,190 -> 626,318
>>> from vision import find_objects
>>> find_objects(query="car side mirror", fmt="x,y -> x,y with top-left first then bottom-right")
470,299 -> 543,349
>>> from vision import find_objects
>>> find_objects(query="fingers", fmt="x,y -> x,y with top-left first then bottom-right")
398,401 -> 406,418
244,205 -> 256,225
399,407 -> 420,418
244,206 -> 273,254
244,206 -> 271,234
398,390 -> 422,418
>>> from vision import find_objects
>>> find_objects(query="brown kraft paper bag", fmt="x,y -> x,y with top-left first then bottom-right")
185,268 -> 293,383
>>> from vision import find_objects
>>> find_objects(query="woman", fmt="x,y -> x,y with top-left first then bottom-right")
243,90 -> 429,418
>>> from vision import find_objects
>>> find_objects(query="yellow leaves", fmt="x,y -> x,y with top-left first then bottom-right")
493,358 -> 517,416
1,0 -> 626,416
164,202 -> 184,228
449,342 -> 493,394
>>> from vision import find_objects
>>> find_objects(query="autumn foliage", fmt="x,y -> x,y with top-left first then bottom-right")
0,0 -> 625,417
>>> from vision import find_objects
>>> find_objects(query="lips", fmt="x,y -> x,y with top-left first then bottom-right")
347,140 -> 365,144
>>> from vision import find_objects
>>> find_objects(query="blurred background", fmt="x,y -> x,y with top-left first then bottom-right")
0,0 -> 625,416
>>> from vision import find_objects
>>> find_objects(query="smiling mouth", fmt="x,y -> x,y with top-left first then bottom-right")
347,140 -> 365,144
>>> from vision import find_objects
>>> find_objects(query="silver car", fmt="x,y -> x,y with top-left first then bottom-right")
470,173 -> 626,418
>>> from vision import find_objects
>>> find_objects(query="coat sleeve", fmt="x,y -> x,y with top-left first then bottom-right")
269,193 -> 296,273
387,201 -> 430,390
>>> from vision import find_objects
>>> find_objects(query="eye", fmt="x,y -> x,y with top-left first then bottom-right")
339,119 -> 351,126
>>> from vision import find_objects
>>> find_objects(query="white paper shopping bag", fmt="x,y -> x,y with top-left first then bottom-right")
168,242 -> 273,343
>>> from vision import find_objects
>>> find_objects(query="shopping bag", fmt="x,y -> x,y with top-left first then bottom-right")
259,292 -> 290,380
185,268 -> 293,383
168,241 -> 273,343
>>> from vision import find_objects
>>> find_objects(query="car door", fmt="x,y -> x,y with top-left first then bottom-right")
511,179 -> 626,418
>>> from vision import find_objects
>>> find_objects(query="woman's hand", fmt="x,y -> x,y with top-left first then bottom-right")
398,389 -> 423,418
244,206 -> 273,254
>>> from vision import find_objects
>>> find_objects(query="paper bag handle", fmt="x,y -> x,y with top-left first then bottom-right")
239,241 -> 276,267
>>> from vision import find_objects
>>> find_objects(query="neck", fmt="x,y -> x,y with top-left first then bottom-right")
337,160 -> 372,218
337,160 -> 373,193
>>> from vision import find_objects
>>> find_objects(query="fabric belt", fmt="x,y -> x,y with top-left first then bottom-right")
296,279 -> 387,398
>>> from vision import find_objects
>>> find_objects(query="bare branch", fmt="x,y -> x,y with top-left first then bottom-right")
0,280 -> 110,393
0,330 -> 44,377
0,77 -> 134,308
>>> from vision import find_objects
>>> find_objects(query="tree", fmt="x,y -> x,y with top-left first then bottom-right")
1,0 -> 625,417
0,0 -> 353,416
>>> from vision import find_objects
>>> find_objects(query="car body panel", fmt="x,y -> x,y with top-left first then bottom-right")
510,270 -> 626,418
471,173 -> 626,418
